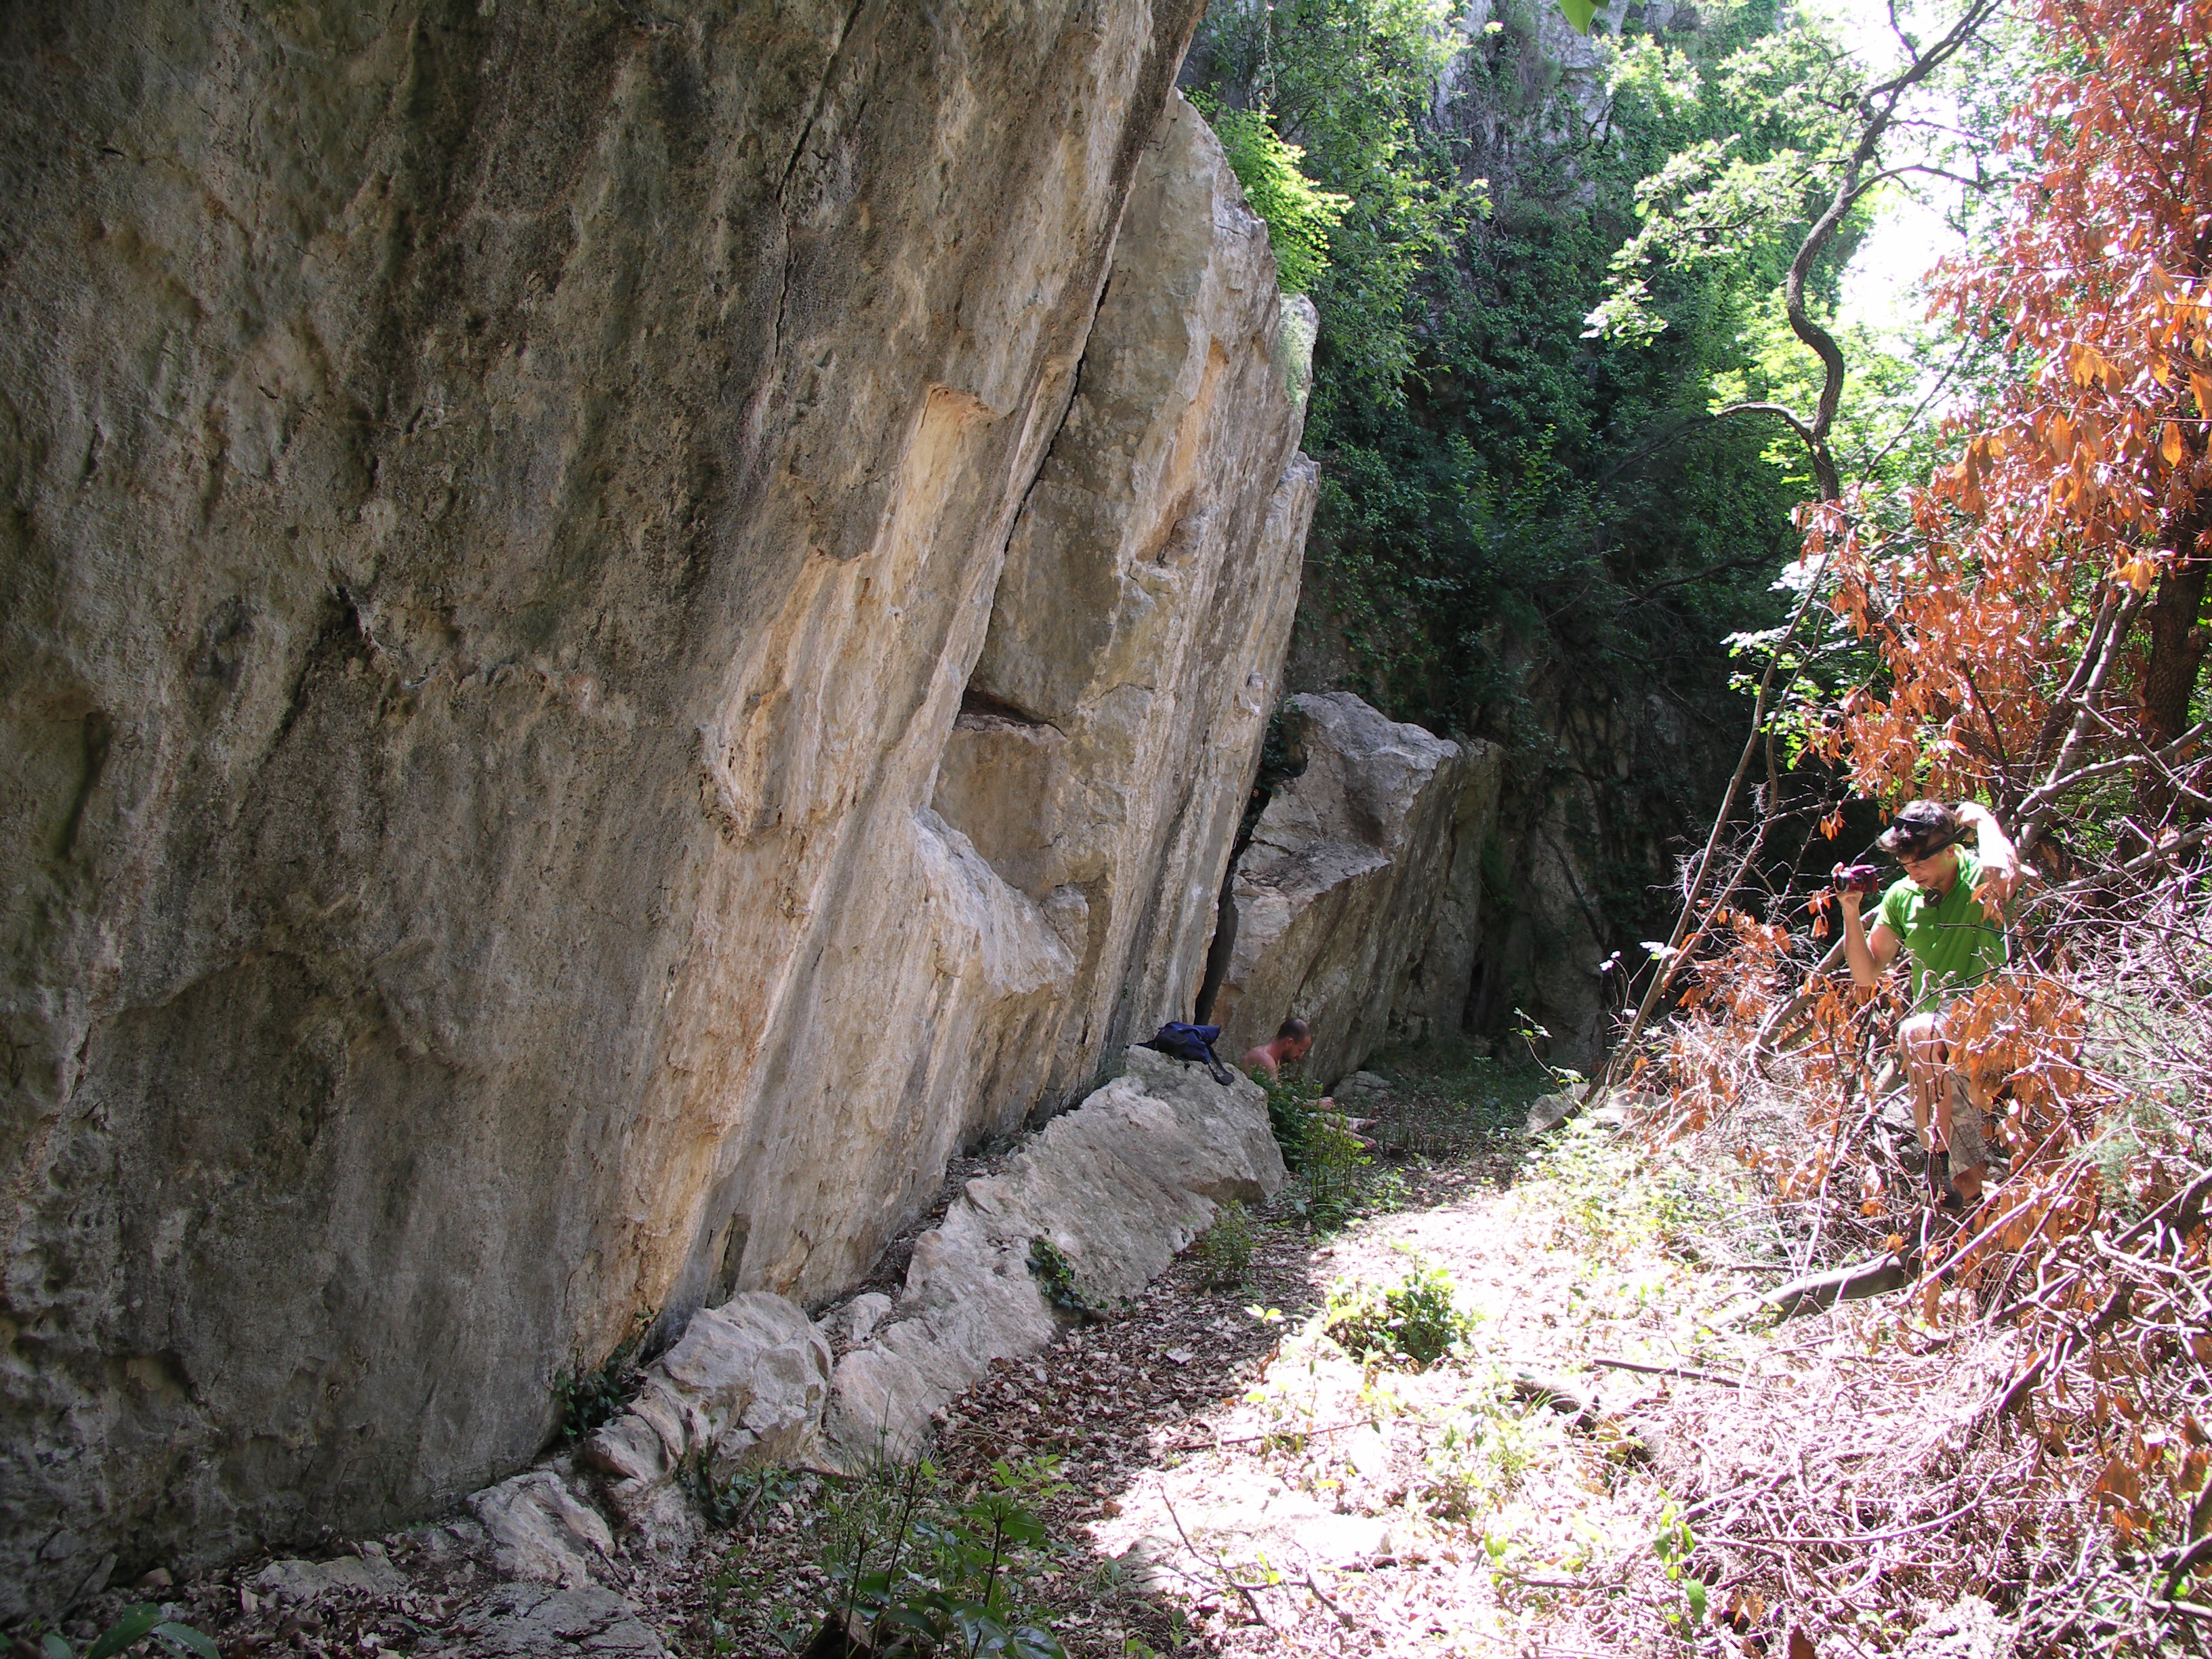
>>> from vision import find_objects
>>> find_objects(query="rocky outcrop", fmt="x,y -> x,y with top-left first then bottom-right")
826,1046 -> 1284,1458
578,1294 -> 830,1552
1212,693 -> 1501,1084
0,1 -> 1320,1607
933,93 -> 1317,1105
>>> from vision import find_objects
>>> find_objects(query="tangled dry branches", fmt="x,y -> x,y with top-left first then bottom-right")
1620,856 -> 2212,1654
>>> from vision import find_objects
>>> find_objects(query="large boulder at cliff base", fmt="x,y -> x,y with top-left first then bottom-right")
1213,693 -> 1492,1084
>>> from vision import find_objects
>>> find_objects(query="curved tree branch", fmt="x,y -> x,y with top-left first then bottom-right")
1597,0 -> 2002,1090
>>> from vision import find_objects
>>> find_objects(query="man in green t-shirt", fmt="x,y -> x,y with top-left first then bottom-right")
1837,800 -> 2023,1208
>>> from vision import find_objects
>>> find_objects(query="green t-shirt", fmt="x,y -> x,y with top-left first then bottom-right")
1877,849 -> 2009,1012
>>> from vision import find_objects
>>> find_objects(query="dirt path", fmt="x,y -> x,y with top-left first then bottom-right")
665,1057 -> 1820,1658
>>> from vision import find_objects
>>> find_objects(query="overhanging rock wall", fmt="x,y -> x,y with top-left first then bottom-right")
0,2 -> 1316,1606
933,93 -> 1317,1109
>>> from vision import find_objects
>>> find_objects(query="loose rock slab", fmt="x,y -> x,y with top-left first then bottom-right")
421,1582 -> 666,1658
581,1293 -> 832,1550
825,1046 -> 1286,1458
468,1469 -> 617,1589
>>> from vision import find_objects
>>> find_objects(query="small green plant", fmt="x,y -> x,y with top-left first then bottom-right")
551,1306 -> 655,1445
1325,1263 -> 1471,1367
1419,1371 -> 1547,1521
1192,1200 -> 1256,1290
1300,1112 -> 1370,1231
813,1454 -> 1071,1658
1654,1502 -> 1709,1625
1254,1067 -> 1322,1169
1025,1236 -> 1097,1318
33,1607 -> 218,1659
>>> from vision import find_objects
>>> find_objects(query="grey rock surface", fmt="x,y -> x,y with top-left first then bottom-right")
424,1582 -> 666,1659
1390,737 -> 1505,1044
826,1046 -> 1284,1458
1212,694 -> 1479,1083
581,1292 -> 830,1550
817,1292 -> 895,1354
0,0 -> 1336,1605
252,1553 -> 409,1603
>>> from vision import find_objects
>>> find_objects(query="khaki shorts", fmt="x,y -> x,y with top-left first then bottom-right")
1941,1079 -> 1989,1170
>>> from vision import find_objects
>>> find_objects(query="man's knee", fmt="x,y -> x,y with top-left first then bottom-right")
1898,1012 -> 1943,1064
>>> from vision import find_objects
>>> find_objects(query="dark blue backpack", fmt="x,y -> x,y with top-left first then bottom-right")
1145,1021 -> 1235,1086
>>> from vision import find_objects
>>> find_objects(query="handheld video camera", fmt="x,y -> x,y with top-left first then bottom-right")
1832,863 -> 1882,897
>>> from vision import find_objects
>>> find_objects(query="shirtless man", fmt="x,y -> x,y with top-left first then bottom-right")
1240,1017 -> 1313,1082
1837,800 -> 2024,1207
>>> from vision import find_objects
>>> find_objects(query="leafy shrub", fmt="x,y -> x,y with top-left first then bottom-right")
1422,1377 -> 1542,1520
1193,1200 -> 1256,1290
1326,1263 -> 1471,1366
815,1454 -> 1071,1658
1300,1111 -> 1372,1232
552,1307 -> 655,1445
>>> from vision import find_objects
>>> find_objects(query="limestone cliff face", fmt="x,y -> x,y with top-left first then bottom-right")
934,94 -> 1316,1108
0,0 -> 1319,1606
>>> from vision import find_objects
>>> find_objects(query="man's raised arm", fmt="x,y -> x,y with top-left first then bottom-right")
1838,883 -> 1898,989
1957,801 -> 2023,915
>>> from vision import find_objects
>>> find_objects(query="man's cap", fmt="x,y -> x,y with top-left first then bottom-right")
1877,800 -> 1961,861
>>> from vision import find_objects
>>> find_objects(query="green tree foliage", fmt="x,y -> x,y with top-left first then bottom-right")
1192,0 -> 1477,401
1204,106 -> 1349,294
1189,0 -> 1855,735
1187,0 -> 1862,978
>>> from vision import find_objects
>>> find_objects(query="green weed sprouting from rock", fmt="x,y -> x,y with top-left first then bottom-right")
1193,1200 -> 1257,1290
551,1305 -> 655,1446
1026,1236 -> 1100,1319
1326,1263 -> 1472,1367
1254,1067 -> 1373,1227
684,1456 -> 802,1531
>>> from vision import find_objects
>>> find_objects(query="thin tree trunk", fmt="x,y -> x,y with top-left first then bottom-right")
2136,506 -> 2211,825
